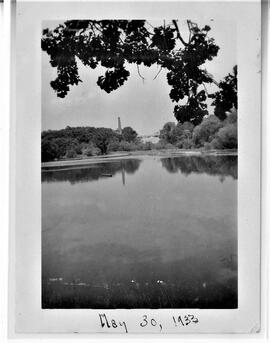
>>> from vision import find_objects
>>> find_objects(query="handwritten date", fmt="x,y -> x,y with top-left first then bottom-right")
98,313 -> 199,333
172,314 -> 199,327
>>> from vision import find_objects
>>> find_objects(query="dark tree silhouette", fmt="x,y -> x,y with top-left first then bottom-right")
209,65 -> 237,121
91,128 -> 115,154
159,122 -> 176,144
42,139 -> 59,162
41,126 -> 121,160
42,19 -> 219,125
122,126 -> 138,142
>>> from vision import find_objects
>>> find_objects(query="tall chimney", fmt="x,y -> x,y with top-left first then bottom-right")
118,117 -> 122,134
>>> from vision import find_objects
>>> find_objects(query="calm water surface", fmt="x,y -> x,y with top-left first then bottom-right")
42,155 -> 237,308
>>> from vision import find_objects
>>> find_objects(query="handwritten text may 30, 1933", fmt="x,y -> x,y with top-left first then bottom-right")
98,313 -> 199,333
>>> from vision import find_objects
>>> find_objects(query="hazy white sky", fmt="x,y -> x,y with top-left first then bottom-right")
42,19 -> 236,135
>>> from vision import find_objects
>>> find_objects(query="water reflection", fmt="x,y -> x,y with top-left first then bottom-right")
42,159 -> 141,185
42,155 -> 237,309
161,155 -> 237,180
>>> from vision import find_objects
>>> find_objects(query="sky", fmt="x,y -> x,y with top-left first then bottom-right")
42,19 -> 236,135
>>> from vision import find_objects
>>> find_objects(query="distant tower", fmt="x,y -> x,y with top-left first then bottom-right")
117,117 -> 122,134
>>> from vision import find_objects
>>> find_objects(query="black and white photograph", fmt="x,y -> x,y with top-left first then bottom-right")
10,0 -> 262,335
41,18 -> 238,310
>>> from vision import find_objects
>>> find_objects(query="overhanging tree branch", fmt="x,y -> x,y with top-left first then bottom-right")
172,20 -> 188,46
42,19 -> 221,125
202,82 -> 209,95
187,20 -> 192,43
202,70 -> 219,86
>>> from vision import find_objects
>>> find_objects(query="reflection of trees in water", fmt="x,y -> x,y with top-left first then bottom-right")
42,159 -> 141,184
161,156 -> 237,180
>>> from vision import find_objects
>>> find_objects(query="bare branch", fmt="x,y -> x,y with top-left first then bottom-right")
137,64 -> 145,83
89,23 -> 97,38
162,20 -> 169,51
187,20 -> 192,43
93,22 -> 103,35
145,21 -> 155,36
146,20 -> 155,29
172,20 -> 188,46
202,70 -> 219,86
202,82 -> 209,95
153,66 -> 163,80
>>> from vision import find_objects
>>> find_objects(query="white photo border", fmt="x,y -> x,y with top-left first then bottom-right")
10,0 -> 261,335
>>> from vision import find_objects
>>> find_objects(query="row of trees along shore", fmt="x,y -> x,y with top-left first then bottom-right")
41,20 -> 237,162
42,107 -> 237,162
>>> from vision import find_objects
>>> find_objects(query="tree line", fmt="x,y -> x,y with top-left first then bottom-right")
42,64 -> 237,162
159,107 -> 237,150
42,126 -> 140,162
42,108 -> 236,162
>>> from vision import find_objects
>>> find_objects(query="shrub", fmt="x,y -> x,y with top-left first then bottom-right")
154,140 -> 172,150
107,141 -> 120,152
143,141 -> 154,150
176,138 -> 194,149
66,149 -> 77,158
164,143 -> 175,149
182,121 -> 195,132
159,122 -> 176,144
182,138 -> 194,149
41,139 -> 59,162
93,147 -> 102,155
85,148 -> 94,156
122,127 -> 138,142
84,144 -> 101,156
210,138 -> 223,149
192,115 -> 223,147
203,142 -> 212,150
118,141 -> 133,151
224,108 -> 237,124
129,142 -> 139,151
74,144 -> 82,154
215,124 -> 237,149
135,142 -> 147,151
159,121 -> 195,145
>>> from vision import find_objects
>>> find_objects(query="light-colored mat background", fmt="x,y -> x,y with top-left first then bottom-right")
2,0 -> 266,338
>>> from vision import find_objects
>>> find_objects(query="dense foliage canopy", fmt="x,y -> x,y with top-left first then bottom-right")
41,125 -> 140,161
209,65 -> 237,120
42,19 -> 220,125
42,107 -> 237,162
159,107 -> 237,150
122,126 -> 138,142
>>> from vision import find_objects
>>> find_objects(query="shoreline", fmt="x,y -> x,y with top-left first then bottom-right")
42,149 -> 237,169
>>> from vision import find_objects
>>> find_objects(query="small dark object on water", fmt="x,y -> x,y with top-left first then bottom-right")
101,174 -> 113,177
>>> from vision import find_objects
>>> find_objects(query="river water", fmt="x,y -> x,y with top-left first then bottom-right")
42,155 -> 237,308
